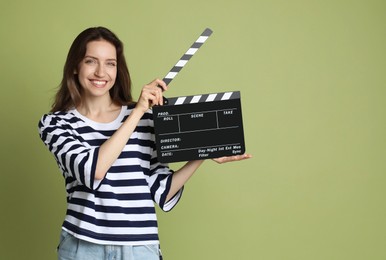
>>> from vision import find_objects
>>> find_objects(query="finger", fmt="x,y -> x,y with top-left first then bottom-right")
232,154 -> 252,161
141,88 -> 158,107
147,93 -> 158,107
212,153 -> 252,164
154,79 -> 168,92
151,86 -> 162,106
144,85 -> 161,102
145,80 -> 165,105
244,153 -> 253,159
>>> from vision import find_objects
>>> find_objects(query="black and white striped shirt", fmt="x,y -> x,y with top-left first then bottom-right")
38,105 -> 182,245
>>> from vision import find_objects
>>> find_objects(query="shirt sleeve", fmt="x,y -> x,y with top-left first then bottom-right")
38,113 -> 102,190
148,153 -> 184,212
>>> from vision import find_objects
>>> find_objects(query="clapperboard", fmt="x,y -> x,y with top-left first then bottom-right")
153,28 -> 246,163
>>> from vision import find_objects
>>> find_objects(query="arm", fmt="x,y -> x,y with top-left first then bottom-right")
94,108 -> 143,179
165,160 -> 204,202
95,79 -> 167,180
165,153 -> 252,202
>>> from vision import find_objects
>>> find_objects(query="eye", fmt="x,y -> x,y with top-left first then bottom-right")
106,61 -> 117,67
84,58 -> 96,64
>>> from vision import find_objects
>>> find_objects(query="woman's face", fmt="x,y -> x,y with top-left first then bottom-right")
77,40 -> 117,100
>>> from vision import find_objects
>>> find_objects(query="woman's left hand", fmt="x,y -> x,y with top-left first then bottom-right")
212,153 -> 252,164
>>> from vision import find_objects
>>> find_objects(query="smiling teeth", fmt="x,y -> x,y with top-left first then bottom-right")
92,80 -> 106,86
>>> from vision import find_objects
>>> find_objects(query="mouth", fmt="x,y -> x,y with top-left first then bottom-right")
90,79 -> 108,88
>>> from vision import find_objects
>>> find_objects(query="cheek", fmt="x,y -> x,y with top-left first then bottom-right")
77,66 -> 88,79
77,71 -> 86,84
110,68 -> 118,81
76,68 -> 90,88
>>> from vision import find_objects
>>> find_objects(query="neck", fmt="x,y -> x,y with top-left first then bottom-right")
77,95 -> 119,117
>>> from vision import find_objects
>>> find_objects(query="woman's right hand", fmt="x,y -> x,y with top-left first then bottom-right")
135,79 -> 168,113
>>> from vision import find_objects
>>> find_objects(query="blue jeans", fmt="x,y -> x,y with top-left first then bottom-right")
57,230 -> 162,260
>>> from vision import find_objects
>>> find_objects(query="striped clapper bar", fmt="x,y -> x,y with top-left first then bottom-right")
162,28 -> 212,86
160,28 -> 213,105
153,91 -> 246,163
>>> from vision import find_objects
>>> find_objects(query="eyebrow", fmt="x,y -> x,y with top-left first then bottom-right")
84,55 -> 117,62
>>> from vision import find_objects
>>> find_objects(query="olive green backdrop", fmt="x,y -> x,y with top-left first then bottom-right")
1,0 -> 385,259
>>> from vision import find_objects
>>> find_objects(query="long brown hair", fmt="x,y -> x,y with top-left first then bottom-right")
51,27 -> 133,112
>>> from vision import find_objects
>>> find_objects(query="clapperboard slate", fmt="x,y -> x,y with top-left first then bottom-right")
152,28 -> 246,163
153,91 -> 245,163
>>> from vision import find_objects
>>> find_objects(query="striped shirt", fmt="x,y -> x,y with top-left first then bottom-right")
38,105 -> 183,245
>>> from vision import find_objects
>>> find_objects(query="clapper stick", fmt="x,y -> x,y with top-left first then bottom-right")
158,28 -> 213,105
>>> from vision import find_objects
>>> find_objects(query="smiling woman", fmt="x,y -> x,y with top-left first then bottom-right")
51,27 -> 133,113
37,26 -> 250,260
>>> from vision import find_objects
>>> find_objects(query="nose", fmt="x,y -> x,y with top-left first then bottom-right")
94,64 -> 105,77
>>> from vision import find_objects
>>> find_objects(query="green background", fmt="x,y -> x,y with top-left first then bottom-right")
1,0 -> 385,259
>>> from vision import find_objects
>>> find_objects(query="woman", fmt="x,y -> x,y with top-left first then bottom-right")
38,26 -> 251,260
